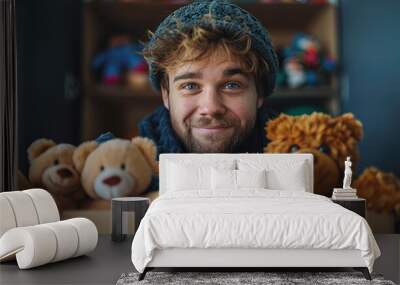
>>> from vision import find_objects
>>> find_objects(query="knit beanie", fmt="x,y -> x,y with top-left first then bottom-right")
144,0 -> 279,97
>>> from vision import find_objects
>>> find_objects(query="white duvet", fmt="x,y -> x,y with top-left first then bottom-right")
131,190 -> 380,273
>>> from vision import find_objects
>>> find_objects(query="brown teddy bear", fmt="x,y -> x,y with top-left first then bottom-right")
73,137 -> 158,209
265,112 -> 362,197
27,138 -> 85,211
264,112 -> 400,215
353,167 -> 400,214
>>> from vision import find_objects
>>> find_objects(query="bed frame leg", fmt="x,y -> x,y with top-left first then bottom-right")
354,267 -> 371,280
138,268 -> 148,281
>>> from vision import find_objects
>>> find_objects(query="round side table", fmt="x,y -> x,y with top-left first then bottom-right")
111,197 -> 150,242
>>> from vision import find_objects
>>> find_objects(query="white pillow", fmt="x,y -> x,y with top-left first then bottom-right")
167,160 -> 235,192
238,159 -> 308,191
266,164 -> 307,191
211,168 -> 236,190
211,168 -> 267,190
237,169 -> 267,189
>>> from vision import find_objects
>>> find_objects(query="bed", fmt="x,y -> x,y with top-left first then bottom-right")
131,153 -> 381,281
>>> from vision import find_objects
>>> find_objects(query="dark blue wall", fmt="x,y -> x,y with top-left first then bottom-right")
16,0 -> 82,175
340,0 -> 400,176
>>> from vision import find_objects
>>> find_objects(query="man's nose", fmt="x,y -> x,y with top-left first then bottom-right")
198,88 -> 226,116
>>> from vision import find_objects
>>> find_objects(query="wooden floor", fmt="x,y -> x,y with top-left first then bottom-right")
0,235 -> 398,285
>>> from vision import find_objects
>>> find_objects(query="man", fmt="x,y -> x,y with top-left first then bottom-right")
138,0 -> 279,196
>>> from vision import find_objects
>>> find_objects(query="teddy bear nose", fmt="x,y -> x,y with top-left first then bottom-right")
57,168 -> 73,178
103,175 -> 121,186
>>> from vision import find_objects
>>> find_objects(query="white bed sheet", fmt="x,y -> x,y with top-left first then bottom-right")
131,190 -> 380,273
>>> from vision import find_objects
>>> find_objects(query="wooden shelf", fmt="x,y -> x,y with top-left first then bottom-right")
91,1 -> 335,32
89,1 -> 338,58
92,84 -> 160,100
270,86 -> 337,100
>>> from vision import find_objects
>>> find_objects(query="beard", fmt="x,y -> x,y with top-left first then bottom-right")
171,113 -> 255,153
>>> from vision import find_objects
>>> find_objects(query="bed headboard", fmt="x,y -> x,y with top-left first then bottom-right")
159,153 -> 314,195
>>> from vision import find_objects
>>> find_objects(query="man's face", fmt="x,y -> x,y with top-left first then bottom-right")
161,49 -> 263,153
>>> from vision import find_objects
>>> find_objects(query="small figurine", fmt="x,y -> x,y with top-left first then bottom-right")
343,156 -> 353,189
331,156 -> 357,199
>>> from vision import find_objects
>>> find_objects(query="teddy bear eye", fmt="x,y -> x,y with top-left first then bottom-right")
289,144 -> 300,153
100,165 -> 105,172
54,159 -> 59,165
121,163 -> 125,170
318,144 -> 331,154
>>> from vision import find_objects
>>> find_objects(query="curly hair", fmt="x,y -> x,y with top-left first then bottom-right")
140,20 -> 270,97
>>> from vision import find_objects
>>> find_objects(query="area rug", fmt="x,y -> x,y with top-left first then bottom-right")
116,271 -> 396,285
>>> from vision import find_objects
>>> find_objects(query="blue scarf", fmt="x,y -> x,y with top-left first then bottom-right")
138,104 -> 278,193
139,104 -> 277,158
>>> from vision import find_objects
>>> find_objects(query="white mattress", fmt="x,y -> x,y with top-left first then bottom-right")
131,190 -> 381,273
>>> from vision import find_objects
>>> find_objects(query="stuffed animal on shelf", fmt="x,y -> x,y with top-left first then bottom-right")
277,32 -> 336,88
27,139 -> 86,211
73,137 -> 158,209
91,34 -> 148,89
264,112 -> 400,216
284,57 -> 306,88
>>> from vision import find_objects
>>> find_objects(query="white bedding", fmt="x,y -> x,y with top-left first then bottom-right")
131,190 -> 380,273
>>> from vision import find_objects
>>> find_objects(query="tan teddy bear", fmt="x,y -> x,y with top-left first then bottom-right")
264,112 -> 400,216
73,137 -> 158,209
27,138 -> 85,211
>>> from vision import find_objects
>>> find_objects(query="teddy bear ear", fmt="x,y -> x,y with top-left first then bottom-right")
72,141 -> 98,173
265,113 -> 293,141
131,137 -> 158,174
27,138 -> 57,162
337,113 -> 364,141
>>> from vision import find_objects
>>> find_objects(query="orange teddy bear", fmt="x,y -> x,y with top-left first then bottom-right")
264,112 -> 400,216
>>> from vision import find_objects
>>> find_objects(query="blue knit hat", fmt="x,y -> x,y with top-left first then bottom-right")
145,0 -> 279,97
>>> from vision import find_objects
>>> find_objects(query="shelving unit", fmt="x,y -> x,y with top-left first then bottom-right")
82,0 -> 340,141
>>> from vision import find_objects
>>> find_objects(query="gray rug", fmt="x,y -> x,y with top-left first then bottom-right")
116,271 -> 396,285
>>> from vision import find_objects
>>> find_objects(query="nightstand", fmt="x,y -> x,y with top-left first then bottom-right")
331,198 -> 366,218
111,197 -> 150,242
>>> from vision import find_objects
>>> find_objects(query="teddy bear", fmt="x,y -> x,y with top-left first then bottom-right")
264,112 -> 400,216
27,138 -> 86,211
72,137 -> 158,209
353,167 -> 400,214
264,112 -> 362,197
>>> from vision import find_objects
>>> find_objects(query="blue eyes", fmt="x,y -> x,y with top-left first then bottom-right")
182,82 -> 240,91
183,83 -> 198,90
225,82 -> 240,89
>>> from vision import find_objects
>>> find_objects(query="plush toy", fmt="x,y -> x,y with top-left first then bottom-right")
264,112 -> 362,197
353,167 -> 400,214
92,34 -> 148,88
27,139 -> 85,211
73,137 -> 158,209
264,112 -> 400,216
277,33 -> 336,88
284,58 -> 306,88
